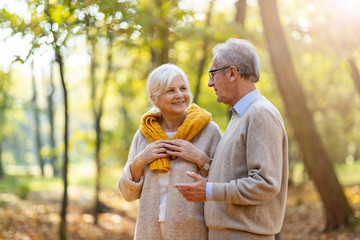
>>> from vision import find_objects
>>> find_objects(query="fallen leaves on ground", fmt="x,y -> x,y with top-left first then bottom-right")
0,182 -> 359,239
280,183 -> 360,240
0,187 -> 137,240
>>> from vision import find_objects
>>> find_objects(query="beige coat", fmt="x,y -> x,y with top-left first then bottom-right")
118,121 -> 222,240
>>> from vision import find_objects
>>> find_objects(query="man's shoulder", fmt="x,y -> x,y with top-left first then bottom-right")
248,96 -> 280,115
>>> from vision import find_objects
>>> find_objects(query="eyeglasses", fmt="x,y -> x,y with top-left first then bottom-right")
208,66 -> 230,80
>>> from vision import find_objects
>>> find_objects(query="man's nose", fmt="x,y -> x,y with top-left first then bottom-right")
208,78 -> 214,87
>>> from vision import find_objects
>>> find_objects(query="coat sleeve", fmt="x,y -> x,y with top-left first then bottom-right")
117,130 -> 145,202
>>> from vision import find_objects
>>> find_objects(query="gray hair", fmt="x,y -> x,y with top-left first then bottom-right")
147,63 -> 192,112
212,38 -> 260,82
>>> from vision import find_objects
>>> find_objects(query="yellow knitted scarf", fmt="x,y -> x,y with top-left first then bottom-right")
139,103 -> 211,173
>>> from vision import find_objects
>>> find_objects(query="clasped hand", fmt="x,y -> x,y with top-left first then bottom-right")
163,139 -> 208,167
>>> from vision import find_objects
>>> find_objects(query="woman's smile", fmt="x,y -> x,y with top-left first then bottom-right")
172,101 -> 185,105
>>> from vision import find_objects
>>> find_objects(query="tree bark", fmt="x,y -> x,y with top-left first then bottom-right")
150,0 -> 170,67
56,51 -> 69,240
193,0 -> 214,104
235,0 -> 246,25
159,25 -> 169,65
0,141 -> 3,179
0,93 -> 4,179
31,60 -> 45,176
347,56 -> 360,96
259,0 -> 355,231
89,27 -> 114,224
46,60 -> 59,176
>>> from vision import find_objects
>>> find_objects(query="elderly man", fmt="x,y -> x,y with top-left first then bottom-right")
174,38 -> 288,240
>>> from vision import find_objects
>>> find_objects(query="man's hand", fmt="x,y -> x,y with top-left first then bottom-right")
174,171 -> 207,202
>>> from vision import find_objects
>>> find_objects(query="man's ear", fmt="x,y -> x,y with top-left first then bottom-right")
229,66 -> 238,82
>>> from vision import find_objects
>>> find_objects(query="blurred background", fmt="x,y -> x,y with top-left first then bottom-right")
0,0 -> 360,239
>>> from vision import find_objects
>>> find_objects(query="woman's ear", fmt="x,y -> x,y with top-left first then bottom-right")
150,95 -> 157,107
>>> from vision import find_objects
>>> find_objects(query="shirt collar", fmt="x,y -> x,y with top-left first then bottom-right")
232,89 -> 261,116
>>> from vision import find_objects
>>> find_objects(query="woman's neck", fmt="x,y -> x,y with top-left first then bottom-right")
160,112 -> 186,132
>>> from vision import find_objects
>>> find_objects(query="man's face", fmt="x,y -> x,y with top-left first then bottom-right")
208,58 -> 231,105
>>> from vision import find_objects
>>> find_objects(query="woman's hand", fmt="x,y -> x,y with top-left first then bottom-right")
163,139 -> 210,169
130,140 -> 169,182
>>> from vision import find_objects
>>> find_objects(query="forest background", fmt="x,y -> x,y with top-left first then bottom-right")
0,0 -> 360,239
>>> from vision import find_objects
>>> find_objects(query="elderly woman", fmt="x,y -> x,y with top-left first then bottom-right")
117,63 -> 222,240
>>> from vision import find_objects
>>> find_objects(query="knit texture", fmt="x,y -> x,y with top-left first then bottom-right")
140,103 -> 211,172
205,96 -> 288,239
118,121 -> 222,240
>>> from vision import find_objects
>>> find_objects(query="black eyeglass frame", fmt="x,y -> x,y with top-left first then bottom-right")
208,65 -> 239,79
208,66 -> 230,79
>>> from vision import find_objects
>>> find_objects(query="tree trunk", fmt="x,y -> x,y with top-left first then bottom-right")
259,0 -> 355,231
0,141 -> 4,179
347,56 -> 360,96
159,25 -> 169,65
87,37 -> 100,224
235,0 -> 246,25
150,0 -> 170,67
0,96 -> 4,179
57,51 -> 69,240
193,0 -> 214,104
31,60 -> 45,176
46,60 -> 59,177
92,28 -> 113,224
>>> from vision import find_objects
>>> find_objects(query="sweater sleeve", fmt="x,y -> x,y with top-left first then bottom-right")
117,130 -> 145,202
212,107 -> 286,205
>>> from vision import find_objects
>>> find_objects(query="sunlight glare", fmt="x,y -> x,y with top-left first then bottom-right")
297,16 -> 311,32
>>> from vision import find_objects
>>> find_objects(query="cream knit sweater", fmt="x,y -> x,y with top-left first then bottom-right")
118,121 -> 222,240
205,96 -> 288,239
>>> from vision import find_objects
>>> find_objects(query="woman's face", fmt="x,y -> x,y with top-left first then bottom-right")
154,75 -> 190,116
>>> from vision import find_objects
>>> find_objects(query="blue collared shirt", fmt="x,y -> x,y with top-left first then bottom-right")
232,89 -> 261,116
205,89 -> 261,200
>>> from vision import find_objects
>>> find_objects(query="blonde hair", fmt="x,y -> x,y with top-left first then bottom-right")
147,63 -> 192,112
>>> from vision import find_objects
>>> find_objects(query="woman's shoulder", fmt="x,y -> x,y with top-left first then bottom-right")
206,120 -> 221,131
202,120 -> 222,136
131,129 -> 148,145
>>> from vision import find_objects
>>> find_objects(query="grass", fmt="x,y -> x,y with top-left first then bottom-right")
290,160 -> 360,186
336,161 -> 360,185
1,160 -> 360,200
0,162 -> 124,200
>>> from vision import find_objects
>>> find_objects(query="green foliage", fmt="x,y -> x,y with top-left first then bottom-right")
0,8 -> 28,35
0,0 -> 359,193
337,161 -> 360,185
0,174 -> 61,201
16,183 -> 30,200
277,0 -> 360,164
